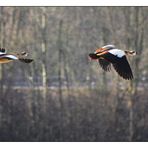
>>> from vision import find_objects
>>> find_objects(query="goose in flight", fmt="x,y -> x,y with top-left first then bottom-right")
89,45 -> 136,80
0,48 -> 33,64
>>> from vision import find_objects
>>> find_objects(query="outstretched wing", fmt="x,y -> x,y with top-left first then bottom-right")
112,56 -> 133,80
98,58 -> 111,72
100,52 -> 133,80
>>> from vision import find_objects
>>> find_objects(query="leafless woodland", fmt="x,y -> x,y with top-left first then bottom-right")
0,7 -> 148,141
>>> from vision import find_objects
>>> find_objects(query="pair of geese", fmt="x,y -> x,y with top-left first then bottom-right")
0,44 -> 136,80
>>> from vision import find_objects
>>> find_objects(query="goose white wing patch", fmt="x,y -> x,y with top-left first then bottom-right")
0,51 -> 6,55
0,52 -> 5,55
108,49 -> 125,58
4,55 -> 18,60
102,44 -> 115,49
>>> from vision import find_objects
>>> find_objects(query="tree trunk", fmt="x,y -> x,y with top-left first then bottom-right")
57,20 -> 65,141
58,20 -> 64,110
41,7 -> 48,111
0,7 -> 5,95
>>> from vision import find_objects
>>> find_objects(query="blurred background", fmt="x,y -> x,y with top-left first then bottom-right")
0,7 -> 148,141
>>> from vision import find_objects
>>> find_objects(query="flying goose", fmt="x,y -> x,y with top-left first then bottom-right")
0,48 -> 33,64
89,45 -> 136,80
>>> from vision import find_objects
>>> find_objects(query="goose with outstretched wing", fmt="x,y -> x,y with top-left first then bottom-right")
89,45 -> 136,80
0,48 -> 33,64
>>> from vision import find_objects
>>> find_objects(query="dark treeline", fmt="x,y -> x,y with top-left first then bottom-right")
0,7 -> 148,141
